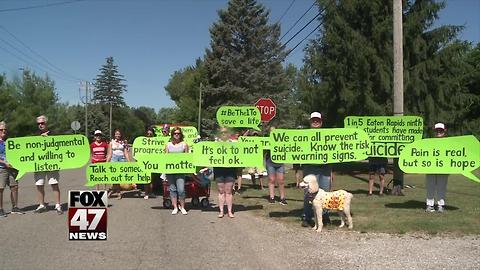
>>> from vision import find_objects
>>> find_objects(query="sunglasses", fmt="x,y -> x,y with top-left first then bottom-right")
37,122 -> 46,125
0,129 -> 6,132
173,132 -> 182,135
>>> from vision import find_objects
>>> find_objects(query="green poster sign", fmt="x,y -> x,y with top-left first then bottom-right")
137,153 -> 196,174
193,141 -> 263,167
132,136 -> 170,159
237,136 -> 271,150
216,106 -> 261,130
399,135 -> 480,183
86,162 -> 151,186
269,128 -> 370,164
5,135 -> 90,179
344,116 -> 423,157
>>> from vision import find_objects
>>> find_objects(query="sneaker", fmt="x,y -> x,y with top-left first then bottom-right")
144,195 -> 149,200
55,205 -> 63,215
279,199 -> 288,205
425,205 -> 435,212
11,207 -> 25,215
301,220 -> 310,227
268,197 -> 275,204
0,209 -> 6,217
437,206 -> 445,213
179,207 -> 188,215
34,204 -> 47,213
171,208 -> 178,215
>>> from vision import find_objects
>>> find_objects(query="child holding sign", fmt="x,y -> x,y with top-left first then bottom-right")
0,121 -> 24,217
425,123 -> 449,213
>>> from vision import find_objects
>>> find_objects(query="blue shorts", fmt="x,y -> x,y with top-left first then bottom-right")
267,164 -> 285,175
215,176 -> 235,183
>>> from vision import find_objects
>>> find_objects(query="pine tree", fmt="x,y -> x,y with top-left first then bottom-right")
301,0 -> 473,132
93,57 -> 127,107
203,0 -> 288,132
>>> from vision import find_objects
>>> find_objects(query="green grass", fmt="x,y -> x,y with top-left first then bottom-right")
234,163 -> 480,235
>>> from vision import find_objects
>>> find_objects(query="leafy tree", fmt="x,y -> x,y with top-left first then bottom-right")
93,56 -> 127,107
157,107 -> 180,125
301,0 -> 474,134
203,0 -> 288,134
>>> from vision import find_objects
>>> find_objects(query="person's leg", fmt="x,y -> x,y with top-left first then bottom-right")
225,180 -> 234,218
176,177 -> 187,214
379,174 -> 385,195
368,172 -> 374,195
167,175 -> 178,212
51,184 -> 60,205
295,165 -> 302,188
268,171 -> 276,201
277,171 -> 286,200
217,181 -> 225,217
425,174 -> 436,211
436,175 -> 448,209
10,185 -> 18,208
37,185 -> 45,205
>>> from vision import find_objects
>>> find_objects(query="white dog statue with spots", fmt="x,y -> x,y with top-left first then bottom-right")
300,175 -> 353,232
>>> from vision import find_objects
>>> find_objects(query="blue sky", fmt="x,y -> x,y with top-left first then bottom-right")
0,0 -> 479,111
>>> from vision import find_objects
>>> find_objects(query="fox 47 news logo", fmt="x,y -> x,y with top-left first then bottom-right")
68,190 -> 108,241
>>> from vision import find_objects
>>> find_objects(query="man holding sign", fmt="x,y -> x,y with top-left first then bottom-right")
302,112 -> 333,227
33,115 -> 62,214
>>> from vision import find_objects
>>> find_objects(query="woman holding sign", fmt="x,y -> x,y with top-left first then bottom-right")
425,123 -> 449,213
214,127 -> 236,218
165,127 -> 189,215
265,126 -> 287,205
106,129 -> 132,199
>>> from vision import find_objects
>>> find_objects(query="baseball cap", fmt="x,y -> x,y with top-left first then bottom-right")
434,123 -> 446,130
94,130 -> 103,135
310,112 -> 322,120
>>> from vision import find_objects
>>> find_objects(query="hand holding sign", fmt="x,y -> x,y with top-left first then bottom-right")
6,135 -> 90,179
399,135 -> 480,183
270,129 -> 370,164
217,106 -> 261,130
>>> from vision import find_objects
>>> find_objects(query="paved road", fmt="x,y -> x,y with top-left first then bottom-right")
0,168 -> 479,270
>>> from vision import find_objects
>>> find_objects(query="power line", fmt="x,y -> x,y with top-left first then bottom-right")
0,0 -> 85,13
280,2 -> 316,41
0,25 -> 83,81
276,0 -> 297,24
0,36 -> 78,81
282,11 -> 322,47
0,43 -> 78,83
285,22 -> 323,58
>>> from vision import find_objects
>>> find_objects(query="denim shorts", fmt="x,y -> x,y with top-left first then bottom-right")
215,176 -> 235,183
266,164 -> 285,175
111,154 -> 126,162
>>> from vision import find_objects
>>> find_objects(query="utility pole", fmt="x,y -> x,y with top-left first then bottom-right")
197,83 -> 203,136
392,0 -> 404,195
79,81 -> 90,137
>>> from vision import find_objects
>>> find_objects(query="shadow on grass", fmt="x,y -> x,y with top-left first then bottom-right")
151,204 -> 264,213
384,200 -> 459,211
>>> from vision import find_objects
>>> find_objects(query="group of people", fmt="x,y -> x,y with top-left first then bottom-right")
0,113 -> 450,225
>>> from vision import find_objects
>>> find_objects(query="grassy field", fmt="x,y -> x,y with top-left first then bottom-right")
233,163 -> 480,235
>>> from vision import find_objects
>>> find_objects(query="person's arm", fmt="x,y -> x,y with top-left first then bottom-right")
164,143 -> 170,153
183,142 -> 189,153
124,147 -> 131,162
106,142 -> 112,162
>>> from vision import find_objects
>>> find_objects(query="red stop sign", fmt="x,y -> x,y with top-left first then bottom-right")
255,98 -> 276,122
